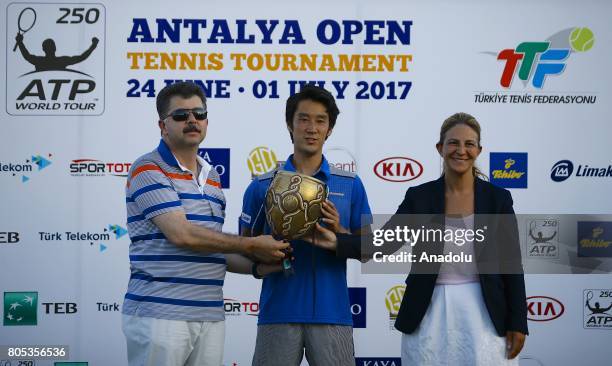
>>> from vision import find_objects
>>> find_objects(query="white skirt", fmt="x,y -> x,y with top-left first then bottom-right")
401,282 -> 518,366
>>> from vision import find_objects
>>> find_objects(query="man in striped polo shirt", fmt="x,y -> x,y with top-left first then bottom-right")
122,81 -> 288,366
240,85 -> 372,365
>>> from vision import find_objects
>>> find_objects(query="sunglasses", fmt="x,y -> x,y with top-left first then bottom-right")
163,108 -> 207,122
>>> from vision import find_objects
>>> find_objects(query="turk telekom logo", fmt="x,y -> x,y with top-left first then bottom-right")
496,27 -> 594,88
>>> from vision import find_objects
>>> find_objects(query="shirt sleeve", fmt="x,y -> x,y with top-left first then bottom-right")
350,175 -> 373,231
126,162 -> 183,220
239,178 -> 266,235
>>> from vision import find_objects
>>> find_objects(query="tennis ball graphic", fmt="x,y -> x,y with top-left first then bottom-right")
570,27 -> 594,52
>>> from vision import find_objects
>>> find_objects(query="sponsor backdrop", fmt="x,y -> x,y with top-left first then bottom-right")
1,0 -> 611,365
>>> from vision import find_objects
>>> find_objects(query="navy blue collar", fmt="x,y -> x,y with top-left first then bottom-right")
157,139 -> 180,168
283,154 -> 331,181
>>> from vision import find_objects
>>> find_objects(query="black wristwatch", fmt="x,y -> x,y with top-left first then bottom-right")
251,262 -> 263,279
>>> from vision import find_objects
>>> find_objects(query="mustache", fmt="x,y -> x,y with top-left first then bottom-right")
183,125 -> 201,133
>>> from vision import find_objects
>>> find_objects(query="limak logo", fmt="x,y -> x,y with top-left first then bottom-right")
0,154 -> 52,183
551,160 -> 612,182
6,3 -> 105,115
490,152 -> 527,189
4,291 -> 37,326
497,27 -> 594,88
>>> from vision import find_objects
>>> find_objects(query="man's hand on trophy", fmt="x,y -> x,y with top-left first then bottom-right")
321,200 -> 349,234
246,235 -> 289,263
306,222 -> 338,251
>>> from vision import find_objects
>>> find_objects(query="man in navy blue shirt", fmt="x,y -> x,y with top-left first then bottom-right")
239,85 -> 372,366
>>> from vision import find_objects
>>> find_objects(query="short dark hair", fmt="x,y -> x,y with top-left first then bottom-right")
285,85 -> 339,141
156,81 -> 206,119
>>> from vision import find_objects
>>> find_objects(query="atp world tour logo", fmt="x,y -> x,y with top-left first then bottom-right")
6,3 -> 105,115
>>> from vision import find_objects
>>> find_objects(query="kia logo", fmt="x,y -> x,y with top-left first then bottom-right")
551,160 -> 573,182
374,157 -> 423,182
527,296 -> 564,321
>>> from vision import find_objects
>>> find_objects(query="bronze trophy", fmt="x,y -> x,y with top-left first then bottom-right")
265,170 -> 328,275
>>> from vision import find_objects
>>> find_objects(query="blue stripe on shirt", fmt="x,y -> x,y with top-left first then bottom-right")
130,273 -> 224,286
186,214 -> 225,224
142,200 -> 182,217
124,293 -> 223,307
130,183 -> 173,201
130,233 -> 166,242
179,193 -> 226,209
129,255 -> 227,264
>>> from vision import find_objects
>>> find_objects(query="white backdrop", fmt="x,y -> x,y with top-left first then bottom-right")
1,0 -> 611,365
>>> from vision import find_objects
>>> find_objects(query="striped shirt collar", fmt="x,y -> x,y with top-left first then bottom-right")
157,139 -> 211,186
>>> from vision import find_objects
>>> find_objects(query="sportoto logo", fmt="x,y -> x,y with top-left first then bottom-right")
551,160 -> 573,182
374,157 -> 423,182
527,296 -> 565,321
6,3 -> 105,115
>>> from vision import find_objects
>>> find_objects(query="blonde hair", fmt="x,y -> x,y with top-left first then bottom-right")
438,112 -> 488,180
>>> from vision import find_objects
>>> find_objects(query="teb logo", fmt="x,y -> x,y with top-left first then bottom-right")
247,146 -> 278,177
6,3 -> 105,115
527,296 -> 564,321
497,27 -> 594,88
374,157 -> 423,182
490,152 -> 527,188
4,291 -> 37,326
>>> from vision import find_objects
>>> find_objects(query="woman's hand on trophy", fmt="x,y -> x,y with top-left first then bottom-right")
321,200 -> 349,234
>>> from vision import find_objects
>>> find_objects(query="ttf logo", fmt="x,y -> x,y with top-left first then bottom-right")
6,3 -> 105,115
3,291 -> 37,326
497,27 -> 594,88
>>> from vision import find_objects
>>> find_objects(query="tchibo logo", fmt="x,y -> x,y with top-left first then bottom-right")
385,285 -> 405,330
527,219 -> 559,258
324,147 -> 357,174
551,160 -> 612,182
224,298 -> 259,317
70,159 -> 131,177
497,27 -> 594,88
198,148 -> 230,188
247,146 -> 278,177
490,152 -> 527,188
6,3 -> 105,115
348,287 -> 366,328
355,358 -> 401,366
1,154 -> 52,183
39,224 -> 127,253
584,289 -> 612,329
578,222 -> 612,257
527,296 -> 564,321
0,232 -> 20,244
3,291 -> 37,326
374,157 -> 423,183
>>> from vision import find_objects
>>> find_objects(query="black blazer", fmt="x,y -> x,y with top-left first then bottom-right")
337,176 -> 528,336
